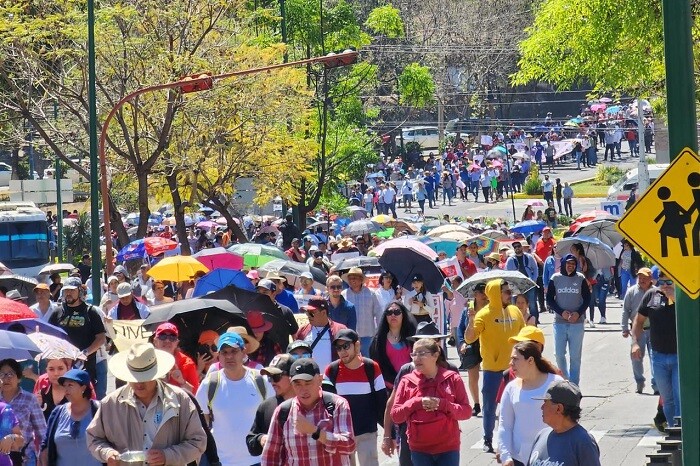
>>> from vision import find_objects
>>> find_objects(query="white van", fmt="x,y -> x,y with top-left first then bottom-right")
395,126 -> 441,149
607,164 -> 669,201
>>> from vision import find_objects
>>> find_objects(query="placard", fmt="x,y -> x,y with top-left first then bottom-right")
105,319 -> 152,352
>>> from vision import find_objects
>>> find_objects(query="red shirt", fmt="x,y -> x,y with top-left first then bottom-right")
457,257 -> 477,278
167,350 -> 200,393
534,237 -> 556,262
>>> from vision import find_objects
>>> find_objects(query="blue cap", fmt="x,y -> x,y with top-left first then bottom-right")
217,332 -> 245,351
650,265 -> 660,281
59,369 -> 91,386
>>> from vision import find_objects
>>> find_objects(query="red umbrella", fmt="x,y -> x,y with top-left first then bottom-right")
569,210 -> 619,232
193,247 -> 244,271
143,237 -> 179,256
0,298 -> 36,323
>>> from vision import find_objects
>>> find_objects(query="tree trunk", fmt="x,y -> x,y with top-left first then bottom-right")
10,147 -> 20,180
109,194 -> 129,250
166,172 -> 191,255
135,169 -> 151,238
204,197 -> 248,244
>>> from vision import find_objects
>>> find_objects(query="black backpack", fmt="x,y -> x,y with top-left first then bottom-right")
277,392 -> 337,426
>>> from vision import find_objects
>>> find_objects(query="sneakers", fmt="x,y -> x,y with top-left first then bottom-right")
599,317 -> 607,324
472,403 -> 481,417
586,319 -> 596,328
636,382 -> 645,394
482,439 -> 494,453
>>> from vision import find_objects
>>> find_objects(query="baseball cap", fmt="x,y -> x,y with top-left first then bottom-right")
117,282 -> 133,298
300,272 -> 313,280
289,357 -> 320,381
542,226 -> 552,232
636,267 -> 652,277
58,369 -> 91,387
508,325 -> 545,346
155,322 -> 179,337
287,340 -> 313,353
533,379 -> 582,407
302,298 -> 328,313
256,279 -> 276,291
411,273 -> 424,282
33,283 -> 50,292
217,332 -> 245,351
511,241 -> 522,247
261,354 -> 294,376
333,328 -> 359,344
62,277 -> 83,290
106,275 -> 119,284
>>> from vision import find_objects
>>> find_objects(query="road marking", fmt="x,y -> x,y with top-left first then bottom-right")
590,430 -> 608,443
637,428 -> 665,447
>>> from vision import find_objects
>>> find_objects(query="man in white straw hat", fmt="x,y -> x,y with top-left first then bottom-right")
86,343 -> 206,466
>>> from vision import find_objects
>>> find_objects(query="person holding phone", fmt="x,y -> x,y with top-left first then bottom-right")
196,331 -> 220,381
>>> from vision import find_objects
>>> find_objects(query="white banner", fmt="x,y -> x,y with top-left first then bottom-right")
105,319 -> 152,352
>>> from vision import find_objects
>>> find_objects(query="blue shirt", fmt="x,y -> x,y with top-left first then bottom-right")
328,297 -> 357,330
276,289 -> 299,314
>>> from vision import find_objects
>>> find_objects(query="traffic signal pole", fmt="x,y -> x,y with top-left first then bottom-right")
662,1 -> 699,464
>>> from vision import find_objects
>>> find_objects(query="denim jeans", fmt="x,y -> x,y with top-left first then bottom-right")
411,450 -> 459,466
575,151 -> 582,169
96,358 -> 108,399
652,352 -> 680,427
553,322 -> 585,385
426,192 -> 434,208
594,280 -> 608,319
619,269 -> 636,298
482,370 -> 503,442
629,139 -> 638,156
526,288 -> 539,323
631,329 -> 655,388
360,336 -> 372,358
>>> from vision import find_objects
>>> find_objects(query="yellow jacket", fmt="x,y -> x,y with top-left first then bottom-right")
466,279 -> 525,371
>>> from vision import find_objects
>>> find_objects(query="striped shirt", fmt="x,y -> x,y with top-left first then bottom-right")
342,287 -> 382,338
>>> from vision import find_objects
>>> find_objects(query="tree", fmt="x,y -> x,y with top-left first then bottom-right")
511,0 -> 697,105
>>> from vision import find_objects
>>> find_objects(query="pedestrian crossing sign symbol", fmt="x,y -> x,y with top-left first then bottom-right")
617,148 -> 700,298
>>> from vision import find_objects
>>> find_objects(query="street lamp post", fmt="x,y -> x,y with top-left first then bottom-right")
87,0 -> 101,302
98,50 -> 359,276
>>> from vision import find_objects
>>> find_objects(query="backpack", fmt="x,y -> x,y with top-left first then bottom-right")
325,358 -> 376,397
206,369 -> 267,425
276,392 -> 337,427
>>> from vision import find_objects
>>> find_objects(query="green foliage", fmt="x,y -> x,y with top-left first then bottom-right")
595,165 -> 625,185
16,159 -> 31,180
64,211 -> 91,261
523,164 -> 542,195
317,190 -> 350,218
511,0 -> 680,101
365,4 -> 404,39
110,174 -> 140,213
398,63 -> 435,108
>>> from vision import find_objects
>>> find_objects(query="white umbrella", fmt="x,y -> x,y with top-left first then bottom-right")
28,332 -> 86,361
456,270 -> 537,296
556,236 -> 616,269
574,220 -> 622,248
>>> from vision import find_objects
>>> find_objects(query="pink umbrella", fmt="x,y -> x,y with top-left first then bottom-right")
143,237 -> 179,256
370,238 -> 438,260
590,103 -> 607,112
599,97 -> 613,103
259,225 -> 280,234
526,199 -> 547,208
469,164 -> 481,171
193,247 -> 244,271
491,160 -> 503,168
196,220 -> 218,229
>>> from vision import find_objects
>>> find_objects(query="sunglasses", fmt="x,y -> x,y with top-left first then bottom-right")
290,352 -> 312,360
657,279 -> 674,286
305,311 -> 317,318
199,344 -> 218,353
328,285 -> 343,290
334,342 -> 353,352
270,373 -> 288,383
385,308 -> 402,316
156,334 -> 178,342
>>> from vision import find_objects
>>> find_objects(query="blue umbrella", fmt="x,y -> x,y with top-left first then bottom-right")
0,319 -> 67,338
116,239 -> 146,261
0,329 -> 42,360
419,237 -> 459,257
605,105 -> 622,114
193,269 -> 255,297
510,220 -> 547,235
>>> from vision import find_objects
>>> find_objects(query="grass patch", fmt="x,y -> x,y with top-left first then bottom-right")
569,179 -> 610,197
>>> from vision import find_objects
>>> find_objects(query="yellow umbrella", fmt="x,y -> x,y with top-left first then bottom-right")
148,256 -> 209,282
371,214 -> 393,225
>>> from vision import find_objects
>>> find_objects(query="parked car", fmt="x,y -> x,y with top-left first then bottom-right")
395,126 -> 441,150
0,163 -> 11,187
607,164 -> 669,201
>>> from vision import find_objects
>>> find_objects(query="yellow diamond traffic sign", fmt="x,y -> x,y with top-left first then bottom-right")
617,148 -> 700,298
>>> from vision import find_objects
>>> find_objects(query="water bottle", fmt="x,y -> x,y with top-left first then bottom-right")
0,406 -> 14,435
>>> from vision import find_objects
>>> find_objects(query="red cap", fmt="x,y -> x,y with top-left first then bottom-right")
155,322 -> 179,337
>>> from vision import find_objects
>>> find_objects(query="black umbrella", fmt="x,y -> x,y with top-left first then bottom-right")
0,275 -> 38,306
342,219 -> 385,237
204,286 -> 295,352
334,256 -> 382,274
259,259 -> 327,288
378,249 -> 444,293
142,298 -> 249,357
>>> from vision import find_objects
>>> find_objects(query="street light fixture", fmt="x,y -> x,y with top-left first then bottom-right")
95,49 -> 359,282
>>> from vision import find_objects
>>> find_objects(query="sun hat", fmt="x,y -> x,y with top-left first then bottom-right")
289,358 -> 320,381
407,321 -> 449,341
247,311 -> 273,333
300,272 -> 314,280
227,326 -> 260,354
117,282 -> 133,298
344,267 -> 365,279
217,332 -> 246,352
106,275 -> 119,284
532,379 -> 583,408
113,265 -> 129,278
6,290 -> 26,301
508,325 -> 545,346
486,252 -> 501,262
108,343 -> 175,383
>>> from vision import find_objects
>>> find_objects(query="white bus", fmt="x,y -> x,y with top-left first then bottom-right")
0,201 -> 50,277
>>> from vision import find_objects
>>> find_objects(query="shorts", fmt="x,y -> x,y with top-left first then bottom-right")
462,339 -> 482,369
403,194 -> 412,202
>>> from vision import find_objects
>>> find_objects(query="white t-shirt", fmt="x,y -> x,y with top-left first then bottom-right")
497,373 -> 564,463
382,187 -> 396,204
195,368 -> 273,466
304,325 -> 333,373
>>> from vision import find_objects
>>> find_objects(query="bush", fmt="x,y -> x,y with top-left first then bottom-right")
595,165 -> 625,185
523,164 -> 542,195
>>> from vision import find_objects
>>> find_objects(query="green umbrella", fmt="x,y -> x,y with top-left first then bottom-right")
227,243 -> 288,268
376,227 -> 395,238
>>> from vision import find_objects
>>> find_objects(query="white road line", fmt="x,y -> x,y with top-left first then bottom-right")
590,429 -> 609,443
637,428 -> 665,448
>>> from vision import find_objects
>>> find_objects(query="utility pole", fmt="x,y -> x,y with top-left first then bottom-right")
636,98 -> 650,194
662,1 -> 699,464
87,0 -> 101,302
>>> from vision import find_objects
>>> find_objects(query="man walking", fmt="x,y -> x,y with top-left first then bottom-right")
262,358 -> 356,465
621,267 -> 656,394
632,272 -> 680,427
107,282 -> 150,320
528,380 -> 601,466
87,343 -> 207,466
327,275 -> 357,330
325,329 -> 387,466
342,268 -> 383,356
546,254 -> 591,386
295,298 -> 348,372
465,279 -> 525,454
195,332 -> 274,466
